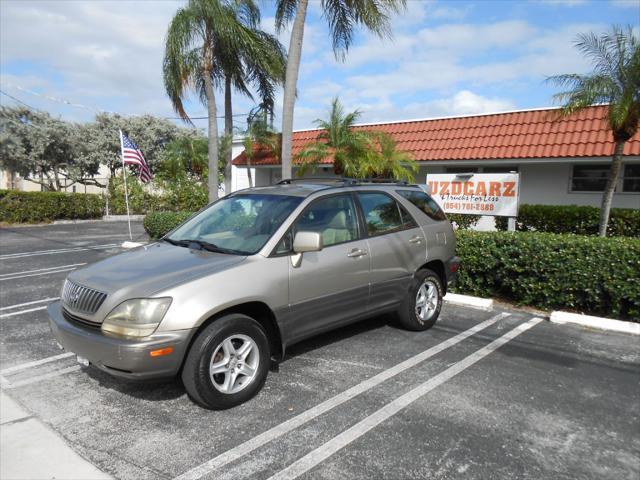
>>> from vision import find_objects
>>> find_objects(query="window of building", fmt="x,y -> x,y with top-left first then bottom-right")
482,166 -> 519,173
571,164 -> 611,192
623,164 -> 640,193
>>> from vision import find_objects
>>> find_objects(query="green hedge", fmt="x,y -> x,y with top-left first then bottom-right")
447,213 -> 481,230
0,189 -> 104,223
143,211 -> 194,238
453,230 -> 640,321
495,204 -> 640,237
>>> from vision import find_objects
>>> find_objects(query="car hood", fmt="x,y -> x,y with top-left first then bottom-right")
68,242 -> 247,298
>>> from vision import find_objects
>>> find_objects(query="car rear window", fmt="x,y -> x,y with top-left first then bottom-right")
396,190 -> 447,221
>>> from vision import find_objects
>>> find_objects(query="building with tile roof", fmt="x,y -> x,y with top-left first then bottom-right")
231,105 -> 640,209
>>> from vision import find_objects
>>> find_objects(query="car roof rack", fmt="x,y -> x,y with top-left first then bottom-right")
278,177 -> 413,186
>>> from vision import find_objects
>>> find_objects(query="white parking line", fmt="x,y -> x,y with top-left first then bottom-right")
173,312 -> 510,480
267,317 -> 543,480
0,264 -> 86,281
0,352 -> 74,376
3,365 -> 81,390
0,264 -> 86,278
0,244 -> 119,260
0,297 -> 59,311
0,306 -> 48,318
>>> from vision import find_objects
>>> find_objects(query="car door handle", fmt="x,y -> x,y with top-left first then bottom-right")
409,236 -> 423,244
347,248 -> 368,258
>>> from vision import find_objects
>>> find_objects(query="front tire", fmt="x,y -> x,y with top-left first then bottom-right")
396,269 -> 443,331
182,314 -> 270,410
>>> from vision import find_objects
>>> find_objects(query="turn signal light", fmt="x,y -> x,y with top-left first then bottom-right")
149,347 -> 174,357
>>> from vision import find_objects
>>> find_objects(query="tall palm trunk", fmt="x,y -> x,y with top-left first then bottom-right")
204,73 -> 219,203
280,0 -> 309,182
246,155 -> 254,188
224,77 -> 233,195
598,139 -> 625,237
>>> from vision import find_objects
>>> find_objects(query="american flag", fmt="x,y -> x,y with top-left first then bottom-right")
120,132 -> 152,183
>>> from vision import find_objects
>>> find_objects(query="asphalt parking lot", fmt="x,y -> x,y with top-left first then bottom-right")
1,221 -> 639,480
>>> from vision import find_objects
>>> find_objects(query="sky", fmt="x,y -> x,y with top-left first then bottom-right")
1,0 -> 639,134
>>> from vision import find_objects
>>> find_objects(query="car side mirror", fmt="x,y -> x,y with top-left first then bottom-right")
293,231 -> 323,253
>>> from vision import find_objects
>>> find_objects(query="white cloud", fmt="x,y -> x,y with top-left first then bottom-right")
292,90 -> 515,129
0,0 -> 186,120
610,0 -> 640,6
540,0 -> 589,6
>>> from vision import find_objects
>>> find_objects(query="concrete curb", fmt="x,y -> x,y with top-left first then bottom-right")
444,293 -> 493,311
102,215 -> 145,221
550,311 -> 640,335
52,219 -> 105,225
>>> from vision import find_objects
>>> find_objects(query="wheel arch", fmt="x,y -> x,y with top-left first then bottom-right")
179,301 -> 284,374
417,260 -> 447,293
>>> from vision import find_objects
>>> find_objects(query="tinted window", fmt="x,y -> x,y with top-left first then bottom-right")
397,190 -> 447,221
398,202 -> 418,229
623,164 -> 640,193
294,194 -> 359,248
571,164 -> 610,192
357,192 -> 403,236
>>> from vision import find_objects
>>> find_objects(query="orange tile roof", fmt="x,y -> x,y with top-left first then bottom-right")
232,105 -> 640,166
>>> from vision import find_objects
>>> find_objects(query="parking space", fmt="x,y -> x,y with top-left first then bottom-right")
1,222 -> 638,480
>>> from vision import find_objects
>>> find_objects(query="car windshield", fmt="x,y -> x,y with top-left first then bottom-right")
166,194 -> 302,255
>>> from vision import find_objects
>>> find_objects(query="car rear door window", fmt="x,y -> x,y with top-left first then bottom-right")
396,190 -> 446,221
357,192 -> 405,237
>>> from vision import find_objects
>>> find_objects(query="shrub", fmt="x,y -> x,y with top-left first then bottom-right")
453,230 -> 640,321
143,211 -> 194,238
447,213 -> 481,230
0,190 -> 104,223
495,204 -> 640,237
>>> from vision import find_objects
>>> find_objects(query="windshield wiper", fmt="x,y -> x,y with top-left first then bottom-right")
167,238 -> 247,255
161,237 -> 184,246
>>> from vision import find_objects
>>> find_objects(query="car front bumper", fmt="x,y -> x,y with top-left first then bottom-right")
47,301 -> 193,380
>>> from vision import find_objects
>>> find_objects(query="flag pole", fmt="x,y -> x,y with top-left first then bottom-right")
119,130 -> 133,241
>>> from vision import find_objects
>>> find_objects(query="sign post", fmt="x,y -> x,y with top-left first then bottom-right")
426,172 -> 520,227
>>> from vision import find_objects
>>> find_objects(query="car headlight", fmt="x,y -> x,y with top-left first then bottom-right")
101,298 -> 172,338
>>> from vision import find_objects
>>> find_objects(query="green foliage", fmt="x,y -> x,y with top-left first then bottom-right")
495,204 -> 640,237
453,231 -> 640,321
296,97 -> 417,181
106,175 -> 164,215
143,211 -> 194,239
548,25 -> 639,140
447,214 -> 481,230
85,113 -> 188,176
0,190 -> 103,223
0,107 -> 101,191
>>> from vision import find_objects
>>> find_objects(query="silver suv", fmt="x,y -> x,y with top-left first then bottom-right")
48,180 -> 459,409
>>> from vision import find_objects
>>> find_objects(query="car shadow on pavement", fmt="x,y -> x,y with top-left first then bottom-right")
83,366 -> 186,401
283,313 -> 394,361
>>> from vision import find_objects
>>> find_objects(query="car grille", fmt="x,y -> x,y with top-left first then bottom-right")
62,308 -> 101,330
61,280 -> 107,315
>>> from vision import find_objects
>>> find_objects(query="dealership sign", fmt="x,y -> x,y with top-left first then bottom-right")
426,173 -> 520,217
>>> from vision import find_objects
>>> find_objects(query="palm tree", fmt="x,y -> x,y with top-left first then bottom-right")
242,107 -> 280,187
276,0 -> 406,182
219,5 -> 286,194
548,25 -> 639,237
361,132 -> 418,182
163,0 -> 264,203
297,97 -> 416,181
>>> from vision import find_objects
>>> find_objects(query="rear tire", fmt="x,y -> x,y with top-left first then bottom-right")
396,269 -> 443,331
182,314 -> 270,410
